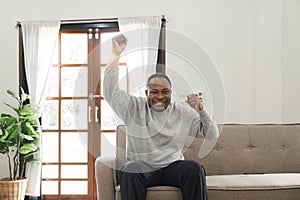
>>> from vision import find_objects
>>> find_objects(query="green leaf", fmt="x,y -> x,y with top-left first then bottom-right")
32,137 -> 40,146
0,149 -> 8,154
20,133 -> 34,141
1,113 -> 14,118
0,139 -> 13,145
22,115 -> 38,123
19,143 -> 38,154
21,122 -> 37,136
20,104 -> 33,114
3,103 -> 20,115
19,109 -> 32,116
7,89 -> 20,102
0,129 -> 9,141
7,124 -> 21,141
24,154 -> 34,162
0,114 -> 17,128
31,124 -> 40,131
0,143 -> 8,154
7,89 -> 18,96
25,105 -> 39,115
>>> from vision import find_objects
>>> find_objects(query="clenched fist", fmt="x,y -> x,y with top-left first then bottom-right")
112,34 -> 127,56
186,93 -> 203,112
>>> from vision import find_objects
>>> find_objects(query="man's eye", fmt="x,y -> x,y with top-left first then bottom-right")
149,90 -> 170,96
162,90 -> 170,95
150,91 -> 159,95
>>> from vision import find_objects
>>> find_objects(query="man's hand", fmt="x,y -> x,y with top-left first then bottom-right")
112,34 -> 127,56
107,34 -> 127,72
186,94 -> 203,112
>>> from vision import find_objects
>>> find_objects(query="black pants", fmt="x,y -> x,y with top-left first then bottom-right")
119,160 -> 207,200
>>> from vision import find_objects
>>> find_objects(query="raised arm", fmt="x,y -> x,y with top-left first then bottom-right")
106,34 -> 127,74
103,35 -> 130,121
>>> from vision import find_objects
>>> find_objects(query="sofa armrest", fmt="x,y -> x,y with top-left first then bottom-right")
95,156 -> 115,200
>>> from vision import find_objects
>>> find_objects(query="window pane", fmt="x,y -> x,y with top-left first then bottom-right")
42,100 -> 58,130
100,67 -> 105,97
61,100 -> 87,130
101,132 -> 116,157
42,165 -> 58,179
61,132 -> 87,162
42,132 -> 58,162
61,165 -> 87,178
46,67 -> 59,97
42,181 -> 58,195
52,41 -> 59,64
61,67 -> 87,97
61,33 -> 87,64
61,181 -> 87,195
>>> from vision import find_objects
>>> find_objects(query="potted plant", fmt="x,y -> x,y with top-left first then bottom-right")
0,88 -> 40,200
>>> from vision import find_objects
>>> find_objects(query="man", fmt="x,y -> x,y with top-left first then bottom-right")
103,34 -> 219,200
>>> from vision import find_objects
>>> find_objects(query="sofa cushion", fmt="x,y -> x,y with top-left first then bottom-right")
207,173 -> 300,190
115,173 -> 300,200
184,124 -> 300,175
115,173 -> 300,192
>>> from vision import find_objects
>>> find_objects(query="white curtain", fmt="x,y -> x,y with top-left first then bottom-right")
118,16 -> 162,96
21,20 -> 60,196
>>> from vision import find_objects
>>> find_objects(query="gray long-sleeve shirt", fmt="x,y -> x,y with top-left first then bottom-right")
104,67 -> 219,169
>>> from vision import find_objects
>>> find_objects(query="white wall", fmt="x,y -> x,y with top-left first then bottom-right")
1,0 -> 300,177
282,0 -> 300,123
166,0 -> 284,123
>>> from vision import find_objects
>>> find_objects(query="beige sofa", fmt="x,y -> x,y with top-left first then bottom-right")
95,124 -> 300,200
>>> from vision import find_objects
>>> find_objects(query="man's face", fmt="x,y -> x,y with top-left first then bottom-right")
145,77 -> 172,112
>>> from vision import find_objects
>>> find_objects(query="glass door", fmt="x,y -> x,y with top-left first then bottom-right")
41,27 -> 121,200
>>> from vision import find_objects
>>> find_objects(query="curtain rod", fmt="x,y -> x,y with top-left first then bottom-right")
16,18 -> 118,27
16,15 -> 166,27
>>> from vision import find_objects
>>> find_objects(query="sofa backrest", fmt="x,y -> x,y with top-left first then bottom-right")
116,124 -> 300,175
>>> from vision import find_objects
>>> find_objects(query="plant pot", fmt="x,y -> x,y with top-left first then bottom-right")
0,178 -> 28,200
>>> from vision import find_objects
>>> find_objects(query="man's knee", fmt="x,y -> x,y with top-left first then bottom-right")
119,161 -> 151,188
182,160 -> 206,177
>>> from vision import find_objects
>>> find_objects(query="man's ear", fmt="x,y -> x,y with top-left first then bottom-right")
145,89 -> 149,96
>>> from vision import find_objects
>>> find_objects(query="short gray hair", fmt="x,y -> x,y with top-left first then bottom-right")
146,73 -> 172,88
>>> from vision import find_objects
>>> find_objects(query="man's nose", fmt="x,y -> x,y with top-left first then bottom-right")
157,92 -> 165,99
